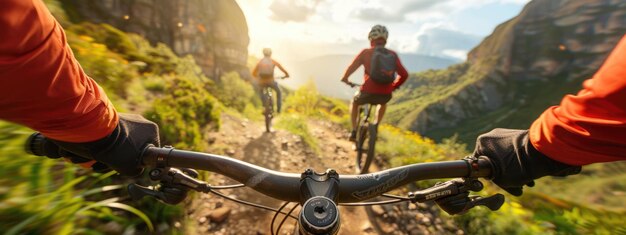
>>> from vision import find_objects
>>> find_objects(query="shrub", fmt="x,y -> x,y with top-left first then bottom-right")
283,80 -> 320,116
212,72 -> 258,112
146,77 -> 220,151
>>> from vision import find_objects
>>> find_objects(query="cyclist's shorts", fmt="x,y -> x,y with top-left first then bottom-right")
353,91 -> 392,105
257,75 -> 275,86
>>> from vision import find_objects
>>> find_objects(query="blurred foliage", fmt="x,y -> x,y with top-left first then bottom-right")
276,81 -> 350,152
146,77 -> 220,151
0,122 -> 156,235
211,72 -> 259,113
283,80 -> 321,116
276,114 -> 319,153
0,4 -> 223,233
377,125 -> 467,167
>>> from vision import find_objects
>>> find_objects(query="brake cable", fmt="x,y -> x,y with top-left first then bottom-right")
271,202 -> 300,235
339,193 -> 411,206
208,189 -> 297,220
128,167 -> 299,220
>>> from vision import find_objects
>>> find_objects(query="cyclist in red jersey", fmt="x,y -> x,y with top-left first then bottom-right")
341,25 -> 409,141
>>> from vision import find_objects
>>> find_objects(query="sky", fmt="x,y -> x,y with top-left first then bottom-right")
236,0 -> 530,62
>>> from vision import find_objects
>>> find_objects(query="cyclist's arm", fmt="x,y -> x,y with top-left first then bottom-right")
392,54 -> 409,89
341,50 -> 366,81
529,35 -> 626,165
0,0 -> 118,143
272,59 -> 289,77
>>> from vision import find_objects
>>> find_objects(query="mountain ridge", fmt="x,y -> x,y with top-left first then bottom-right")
388,0 -> 626,147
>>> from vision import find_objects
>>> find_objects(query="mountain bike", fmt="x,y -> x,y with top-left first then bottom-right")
26,133 -> 505,235
261,76 -> 286,133
345,81 -> 377,174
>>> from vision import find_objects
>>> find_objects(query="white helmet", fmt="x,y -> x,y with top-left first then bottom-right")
368,25 -> 388,41
262,48 -> 272,56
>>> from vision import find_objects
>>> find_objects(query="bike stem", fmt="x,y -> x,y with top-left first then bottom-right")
298,169 -> 341,235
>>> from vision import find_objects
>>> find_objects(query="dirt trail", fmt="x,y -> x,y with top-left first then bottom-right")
187,114 -> 374,235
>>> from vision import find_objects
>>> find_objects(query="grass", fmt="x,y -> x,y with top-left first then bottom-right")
0,7 -> 225,233
275,114 -> 320,153
0,122 -> 154,234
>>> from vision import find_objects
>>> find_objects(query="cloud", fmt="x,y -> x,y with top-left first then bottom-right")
269,0 -> 324,22
442,49 -> 469,60
351,0 -> 450,22
399,0 -> 449,14
415,28 -> 482,59
352,6 -> 405,22
391,23 -> 481,60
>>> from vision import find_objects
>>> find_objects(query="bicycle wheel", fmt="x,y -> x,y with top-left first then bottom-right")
364,124 -> 377,173
264,92 -> 273,132
355,124 -> 371,174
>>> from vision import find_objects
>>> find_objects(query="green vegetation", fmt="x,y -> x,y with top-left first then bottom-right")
386,62 -> 492,130
211,72 -> 259,114
0,2 -> 222,233
276,114 -> 319,153
373,122 -> 626,235
146,77 -> 220,151
0,122 -> 159,235
3,1 -> 623,235
376,125 -> 467,167
425,73 -> 588,149
276,81 -> 351,152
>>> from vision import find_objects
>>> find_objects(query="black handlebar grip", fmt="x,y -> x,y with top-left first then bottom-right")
25,132 -> 47,156
25,132 -> 62,159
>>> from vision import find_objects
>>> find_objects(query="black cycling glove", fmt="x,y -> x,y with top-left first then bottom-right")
473,128 -> 581,196
30,136 -> 112,173
50,114 -> 160,177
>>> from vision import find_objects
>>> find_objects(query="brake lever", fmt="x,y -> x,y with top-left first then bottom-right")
434,193 -> 504,215
128,183 -> 163,201
408,178 -> 505,215
469,194 -> 505,211
127,167 -> 210,204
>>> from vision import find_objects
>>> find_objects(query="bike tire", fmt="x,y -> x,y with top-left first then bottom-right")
264,93 -> 274,133
363,124 -> 377,173
355,124 -> 370,174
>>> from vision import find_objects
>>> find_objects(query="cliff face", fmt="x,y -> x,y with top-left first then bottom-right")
390,0 -> 626,145
64,0 -> 250,78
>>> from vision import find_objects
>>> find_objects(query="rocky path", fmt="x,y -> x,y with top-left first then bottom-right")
186,114 -> 464,235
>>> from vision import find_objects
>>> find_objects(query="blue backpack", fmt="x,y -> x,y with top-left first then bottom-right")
369,46 -> 397,84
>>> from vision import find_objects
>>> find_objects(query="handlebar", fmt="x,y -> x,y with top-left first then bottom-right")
141,146 -> 493,203
26,133 -> 502,235
342,81 -> 361,88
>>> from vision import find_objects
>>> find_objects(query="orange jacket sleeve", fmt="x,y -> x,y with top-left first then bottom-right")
529,35 -> 626,165
0,0 -> 118,143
